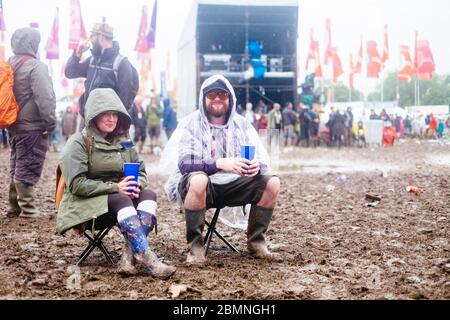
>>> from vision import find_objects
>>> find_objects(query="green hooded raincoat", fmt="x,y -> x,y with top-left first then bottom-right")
56,88 -> 148,234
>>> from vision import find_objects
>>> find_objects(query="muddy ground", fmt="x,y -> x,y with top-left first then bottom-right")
0,139 -> 449,300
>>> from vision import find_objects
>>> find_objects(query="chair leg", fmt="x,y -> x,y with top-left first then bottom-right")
204,208 -> 239,257
77,225 -> 115,265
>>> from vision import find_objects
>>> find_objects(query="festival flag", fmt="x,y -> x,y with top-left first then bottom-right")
305,28 -> 322,78
354,38 -> 363,74
135,5 -> 149,59
45,8 -> 59,60
397,45 -> 415,82
349,53 -> 355,90
0,0 -> 6,34
366,40 -> 382,78
324,18 -> 333,65
331,47 -> 343,83
146,0 -> 157,49
381,24 -> 389,65
68,0 -> 87,50
415,37 -> 435,80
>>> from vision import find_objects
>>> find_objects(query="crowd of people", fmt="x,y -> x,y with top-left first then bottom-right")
237,100 -> 450,149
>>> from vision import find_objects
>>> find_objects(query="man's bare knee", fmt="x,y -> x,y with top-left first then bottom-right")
188,174 -> 209,196
265,177 -> 280,196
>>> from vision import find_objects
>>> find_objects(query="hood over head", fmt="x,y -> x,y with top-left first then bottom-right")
84,88 -> 131,136
199,75 -> 236,126
11,27 -> 40,58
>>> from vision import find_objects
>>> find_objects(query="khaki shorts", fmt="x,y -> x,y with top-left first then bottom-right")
178,172 -> 275,209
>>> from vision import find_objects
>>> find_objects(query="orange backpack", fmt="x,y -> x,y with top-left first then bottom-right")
0,56 -> 32,129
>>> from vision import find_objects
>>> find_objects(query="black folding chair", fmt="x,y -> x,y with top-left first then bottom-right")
77,225 -> 115,266
204,207 -> 240,256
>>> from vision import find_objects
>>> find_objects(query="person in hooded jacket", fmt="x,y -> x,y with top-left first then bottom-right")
56,88 -> 176,279
6,27 -> 56,218
161,75 -> 281,267
64,23 -> 136,123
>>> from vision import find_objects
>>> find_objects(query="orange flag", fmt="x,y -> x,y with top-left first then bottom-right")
331,47 -> 343,83
398,45 -> 415,82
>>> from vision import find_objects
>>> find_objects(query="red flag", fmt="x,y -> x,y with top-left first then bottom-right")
315,48 -> 323,79
349,53 -> 355,90
398,45 -> 415,82
324,18 -> 333,65
305,28 -> 322,78
366,40 -> 382,78
68,0 -> 87,50
331,47 -> 343,83
135,6 -> 150,60
415,39 -> 435,80
45,9 -> 59,60
381,24 -> 389,65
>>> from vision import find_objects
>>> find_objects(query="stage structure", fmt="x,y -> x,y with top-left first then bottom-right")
177,0 -> 299,118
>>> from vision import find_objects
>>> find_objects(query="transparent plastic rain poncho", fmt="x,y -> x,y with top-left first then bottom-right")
160,75 -> 271,229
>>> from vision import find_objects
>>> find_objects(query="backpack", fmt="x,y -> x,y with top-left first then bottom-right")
55,135 -> 92,209
0,56 -> 32,129
88,54 -> 139,108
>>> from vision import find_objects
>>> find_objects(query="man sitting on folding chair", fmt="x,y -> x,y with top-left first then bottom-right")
161,75 -> 281,267
56,88 -> 176,279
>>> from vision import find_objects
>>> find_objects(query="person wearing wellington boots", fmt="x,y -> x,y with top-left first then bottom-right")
56,88 -> 175,279
161,75 -> 281,267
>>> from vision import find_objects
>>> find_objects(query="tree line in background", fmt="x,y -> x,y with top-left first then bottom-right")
320,73 -> 450,107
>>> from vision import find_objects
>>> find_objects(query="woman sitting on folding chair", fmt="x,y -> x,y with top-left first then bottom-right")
56,88 -> 176,279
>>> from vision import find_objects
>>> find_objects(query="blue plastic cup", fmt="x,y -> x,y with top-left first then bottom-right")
123,163 -> 140,187
240,145 -> 256,161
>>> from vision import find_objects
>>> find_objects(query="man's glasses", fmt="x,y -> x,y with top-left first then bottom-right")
206,91 -> 229,101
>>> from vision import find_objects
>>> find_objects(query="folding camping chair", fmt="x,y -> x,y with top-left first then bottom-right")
77,224 -> 116,266
204,207 -> 242,256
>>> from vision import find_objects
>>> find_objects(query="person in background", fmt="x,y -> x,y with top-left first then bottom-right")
129,96 -> 147,153
243,102 -> 256,128
162,98 -> 178,140
343,107 -> 354,146
282,102 -> 297,147
1,129 -> 9,148
64,22 -> 137,128
254,107 -> 268,132
353,120 -> 367,148
146,97 -> 163,154
437,118 -> 444,139
7,27 -> 56,218
382,120 -> 397,147
369,109 -> 380,120
267,103 -> 282,150
62,106 -> 78,142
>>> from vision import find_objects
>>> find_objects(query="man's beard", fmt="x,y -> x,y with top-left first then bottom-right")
205,102 -> 228,118
91,41 -> 102,57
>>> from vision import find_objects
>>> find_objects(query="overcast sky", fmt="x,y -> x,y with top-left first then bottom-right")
2,0 -> 449,96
